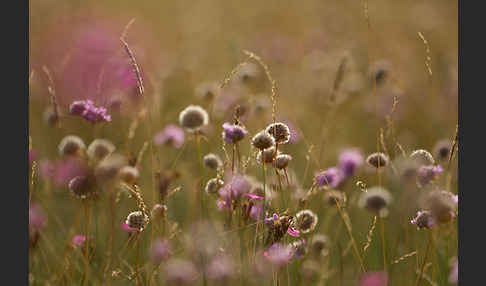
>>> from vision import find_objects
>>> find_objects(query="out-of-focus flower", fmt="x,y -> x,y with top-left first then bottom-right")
291,239 -> 307,259
250,203 -> 263,221
149,238 -> 171,264
154,125 -> 185,148
416,165 -> 443,187
40,158 -> 87,188
315,167 -> 343,189
358,271 -> 388,286
358,186 -> 392,217
206,255 -> 236,282
202,153 -> 223,170
263,243 -> 294,268
179,105 -> 209,132
338,148 -> 364,178
222,122 -> 248,144
87,139 -> 115,161
366,152 -> 389,169
410,149 -> 435,166
411,210 -> 436,229
29,203 -> 47,233
69,100 -> 111,123
72,235 -> 86,248
164,259 -> 199,285
433,139 -> 452,162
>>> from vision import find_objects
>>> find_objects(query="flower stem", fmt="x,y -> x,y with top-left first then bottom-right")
261,151 -> 267,247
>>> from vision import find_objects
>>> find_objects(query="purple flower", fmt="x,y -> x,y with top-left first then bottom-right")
72,235 -> 86,248
206,255 -> 236,282
222,122 -> 248,144
263,243 -> 295,268
69,100 -> 111,123
247,193 -> 264,200
149,238 -> 171,264
38,158 -> 86,188
121,222 -> 137,233
358,271 -> 388,286
154,124 -> 185,148
227,174 -> 252,199
417,165 -> 443,187
338,148 -> 364,178
250,203 -> 263,221
315,167 -> 343,189
29,204 -> 47,233
283,120 -> 301,144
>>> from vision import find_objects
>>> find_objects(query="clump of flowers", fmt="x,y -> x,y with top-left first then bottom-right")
69,99 -> 111,123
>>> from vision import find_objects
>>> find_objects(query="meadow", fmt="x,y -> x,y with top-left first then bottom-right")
29,0 -> 458,285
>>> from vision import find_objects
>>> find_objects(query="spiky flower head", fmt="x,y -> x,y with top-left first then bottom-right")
87,139 -> 115,161
203,153 -> 223,170
366,152 -> 389,168
411,210 -> 436,229
58,135 -> 86,157
323,190 -> 347,207
222,122 -> 248,144
358,186 -> 392,217
295,210 -> 319,234
119,166 -> 140,185
256,146 -> 278,164
178,105 -> 209,132
252,130 -> 275,150
274,154 -> 292,169
410,149 -> 435,165
265,122 -> 291,144
125,211 -> 149,231
205,178 -> 224,195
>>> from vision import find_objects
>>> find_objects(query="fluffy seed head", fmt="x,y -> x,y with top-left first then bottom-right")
295,210 -> 318,234
256,146 -> 278,164
358,186 -> 392,217
125,211 -> 148,231
274,154 -> 292,169
252,130 -> 275,150
410,149 -> 435,165
205,178 -> 224,195
178,105 -> 209,131
87,139 -> 115,161
366,152 -> 389,168
119,166 -> 140,185
265,122 -> 291,144
58,135 -> 86,157
203,153 -> 223,170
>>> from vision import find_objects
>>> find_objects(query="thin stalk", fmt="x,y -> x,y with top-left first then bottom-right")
261,151 -> 267,247
414,231 -> 433,286
83,201 -> 91,286
380,217 -> 387,272
196,133 -> 206,220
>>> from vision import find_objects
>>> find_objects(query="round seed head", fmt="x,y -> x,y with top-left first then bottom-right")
295,210 -> 318,234
274,154 -> 292,169
58,135 -> 86,157
178,105 -> 209,131
411,210 -> 436,229
358,186 -> 392,217
366,152 -> 389,168
421,190 -> 457,224
252,130 -> 275,150
119,166 -> 140,185
87,139 -> 116,161
94,153 -> 128,183
236,62 -> 261,83
205,178 -> 224,195
310,234 -> 329,257
125,211 -> 148,231
256,146 -> 278,164
410,149 -> 435,165
323,190 -> 347,207
433,139 -> 452,162
151,204 -> 168,219
203,153 -> 223,170
68,175 -> 95,199
265,122 -> 291,144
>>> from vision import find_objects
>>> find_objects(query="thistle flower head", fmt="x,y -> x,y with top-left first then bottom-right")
202,153 -> 223,170
58,135 -> 86,157
256,146 -> 278,164
338,148 -> 364,178
366,152 -> 389,168
251,130 -> 275,150
125,211 -> 148,231
222,122 -> 248,144
295,209 -> 318,234
119,166 -> 140,185
87,138 -> 115,161
411,210 -> 436,229
154,125 -> 185,148
274,154 -> 292,169
315,167 -> 343,189
205,178 -> 224,195
178,105 -> 209,132
358,186 -> 392,217
265,122 -> 291,144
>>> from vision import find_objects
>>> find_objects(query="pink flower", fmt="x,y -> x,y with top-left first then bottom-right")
246,193 -> 264,200
121,223 -> 137,232
287,227 -> 300,237
154,124 -> 185,148
72,235 -> 86,248
358,271 -> 388,286
263,243 -> 295,268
